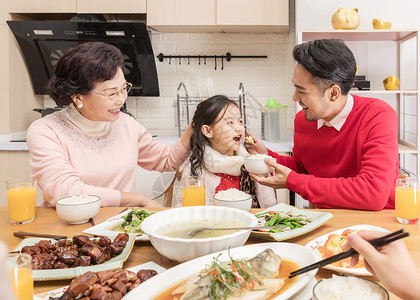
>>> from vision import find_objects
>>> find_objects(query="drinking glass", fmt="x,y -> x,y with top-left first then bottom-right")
395,178 -> 420,224
6,253 -> 33,300
181,175 -> 206,207
6,179 -> 36,225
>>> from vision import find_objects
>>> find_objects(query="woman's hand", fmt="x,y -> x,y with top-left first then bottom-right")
120,192 -> 162,207
180,123 -> 193,151
342,230 -> 420,300
249,157 -> 291,189
244,133 -> 268,155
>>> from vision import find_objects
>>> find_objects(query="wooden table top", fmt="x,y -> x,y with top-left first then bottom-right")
1,206 -> 418,299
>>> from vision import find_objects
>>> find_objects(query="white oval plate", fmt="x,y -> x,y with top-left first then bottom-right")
83,209 -> 155,241
124,242 -> 318,300
305,224 -> 390,276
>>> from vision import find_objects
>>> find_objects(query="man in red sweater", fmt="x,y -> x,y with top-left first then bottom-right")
249,39 -> 399,210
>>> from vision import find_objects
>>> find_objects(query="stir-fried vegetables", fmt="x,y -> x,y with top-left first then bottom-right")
255,210 -> 312,233
200,253 -> 256,299
112,209 -> 155,233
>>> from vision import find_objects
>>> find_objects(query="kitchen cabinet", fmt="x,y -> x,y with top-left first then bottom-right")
76,0 -> 146,14
297,30 -> 420,179
146,0 -> 289,33
9,0 -> 76,13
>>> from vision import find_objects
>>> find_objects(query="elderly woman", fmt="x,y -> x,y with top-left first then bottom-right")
27,42 -> 191,207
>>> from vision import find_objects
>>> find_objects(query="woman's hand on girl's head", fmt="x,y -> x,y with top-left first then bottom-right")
244,133 -> 268,155
180,123 -> 193,151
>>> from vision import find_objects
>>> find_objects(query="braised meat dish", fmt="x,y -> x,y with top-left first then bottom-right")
20,233 -> 129,270
50,268 -> 158,300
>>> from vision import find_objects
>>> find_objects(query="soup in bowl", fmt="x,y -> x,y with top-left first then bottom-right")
141,206 -> 258,262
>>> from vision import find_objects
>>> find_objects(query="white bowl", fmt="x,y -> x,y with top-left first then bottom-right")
213,190 -> 252,211
141,206 -> 258,262
244,155 -> 275,175
56,195 -> 100,224
312,275 -> 389,300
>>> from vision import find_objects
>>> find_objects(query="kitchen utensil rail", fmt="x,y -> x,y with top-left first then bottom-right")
288,229 -> 410,278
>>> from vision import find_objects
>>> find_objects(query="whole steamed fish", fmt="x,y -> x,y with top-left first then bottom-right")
172,249 -> 284,300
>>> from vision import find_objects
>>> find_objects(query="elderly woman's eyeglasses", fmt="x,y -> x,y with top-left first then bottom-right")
91,82 -> 132,100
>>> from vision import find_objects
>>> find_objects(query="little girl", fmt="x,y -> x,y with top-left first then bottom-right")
180,95 -> 276,208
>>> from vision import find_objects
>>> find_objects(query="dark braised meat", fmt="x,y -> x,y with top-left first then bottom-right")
50,268 -> 155,300
21,233 -> 129,270
137,269 -> 158,282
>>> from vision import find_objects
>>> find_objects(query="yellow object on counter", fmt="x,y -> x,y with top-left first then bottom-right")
372,18 -> 392,29
383,76 -> 399,90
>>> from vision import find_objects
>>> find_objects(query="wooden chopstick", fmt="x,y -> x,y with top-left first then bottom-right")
289,229 -> 409,279
13,231 -> 67,240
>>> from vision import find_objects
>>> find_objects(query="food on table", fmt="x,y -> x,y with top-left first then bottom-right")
168,249 -> 290,300
49,268 -> 158,300
317,229 -> 364,268
112,209 -> 155,234
156,218 -> 245,239
20,233 -> 129,270
214,188 -> 251,201
255,210 -> 312,232
312,274 -> 388,300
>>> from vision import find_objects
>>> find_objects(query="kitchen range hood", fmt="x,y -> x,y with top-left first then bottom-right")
7,20 -> 159,96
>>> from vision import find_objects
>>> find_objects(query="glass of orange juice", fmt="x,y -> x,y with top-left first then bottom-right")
181,175 -> 205,206
395,178 -> 420,224
6,179 -> 36,225
6,253 -> 33,300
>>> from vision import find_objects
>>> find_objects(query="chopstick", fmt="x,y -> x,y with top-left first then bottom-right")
289,229 -> 410,279
89,218 -> 95,226
13,231 -> 67,240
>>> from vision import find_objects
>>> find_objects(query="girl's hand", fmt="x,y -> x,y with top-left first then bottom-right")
244,133 -> 268,155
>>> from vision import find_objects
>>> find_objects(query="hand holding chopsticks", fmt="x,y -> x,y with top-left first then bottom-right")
289,229 -> 410,279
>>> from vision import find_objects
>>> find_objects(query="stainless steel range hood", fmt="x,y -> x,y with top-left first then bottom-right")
7,20 -> 159,97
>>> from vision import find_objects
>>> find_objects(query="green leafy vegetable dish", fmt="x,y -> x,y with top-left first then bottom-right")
112,209 -> 155,234
255,210 -> 312,233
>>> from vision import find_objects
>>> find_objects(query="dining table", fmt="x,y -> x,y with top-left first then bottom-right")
1,206 -> 419,300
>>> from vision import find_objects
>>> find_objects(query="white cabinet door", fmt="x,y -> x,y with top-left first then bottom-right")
9,0 -> 76,13
147,0 -> 218,33
217,0 -> 289,33
77,0 -> 146,14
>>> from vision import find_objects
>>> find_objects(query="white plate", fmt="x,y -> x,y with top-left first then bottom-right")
13,235 -> 136,281
252,203 -> 333,241
290,277 -> 317,300
124,242 -> 319,300
83,209 -> 155,241
305,224 -> 390,276
34,261 -> 167,300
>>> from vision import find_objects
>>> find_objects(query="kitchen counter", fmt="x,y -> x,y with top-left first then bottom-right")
0,135 -> 294,152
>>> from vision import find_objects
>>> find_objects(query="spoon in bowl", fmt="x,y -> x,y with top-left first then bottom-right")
187,225 -> 288,237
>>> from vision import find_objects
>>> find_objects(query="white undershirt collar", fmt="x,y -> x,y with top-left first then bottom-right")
317,94 -> 354,131
61,103 -> 110,134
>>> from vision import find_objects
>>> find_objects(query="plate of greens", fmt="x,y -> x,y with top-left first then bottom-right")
251,203 -> 333,241
83,208 -> 156,241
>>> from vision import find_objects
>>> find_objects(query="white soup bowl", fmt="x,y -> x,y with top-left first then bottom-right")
56,195 -> 100,224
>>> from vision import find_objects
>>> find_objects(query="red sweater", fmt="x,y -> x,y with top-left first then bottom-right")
268,95 -> 399,210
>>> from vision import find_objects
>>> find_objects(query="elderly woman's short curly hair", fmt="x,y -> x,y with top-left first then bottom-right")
47,42 -> 124,107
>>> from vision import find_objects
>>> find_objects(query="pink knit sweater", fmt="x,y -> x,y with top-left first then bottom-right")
27,111 -> 189,206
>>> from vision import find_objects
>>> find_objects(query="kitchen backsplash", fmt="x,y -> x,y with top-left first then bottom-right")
44,31 -> 297,138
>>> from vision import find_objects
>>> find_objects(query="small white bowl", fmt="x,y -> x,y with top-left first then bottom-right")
56,195 -> 100,224
141,206 -> 257,263
312,275 -> 389,300
244,155 -> 275,175
213,189 -> 252,211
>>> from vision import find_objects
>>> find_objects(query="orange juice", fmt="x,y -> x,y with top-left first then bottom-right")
395,186 -> 420,221
10,264 -> 33,300
7,186 -> 36,223
182,186 -> 206,206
